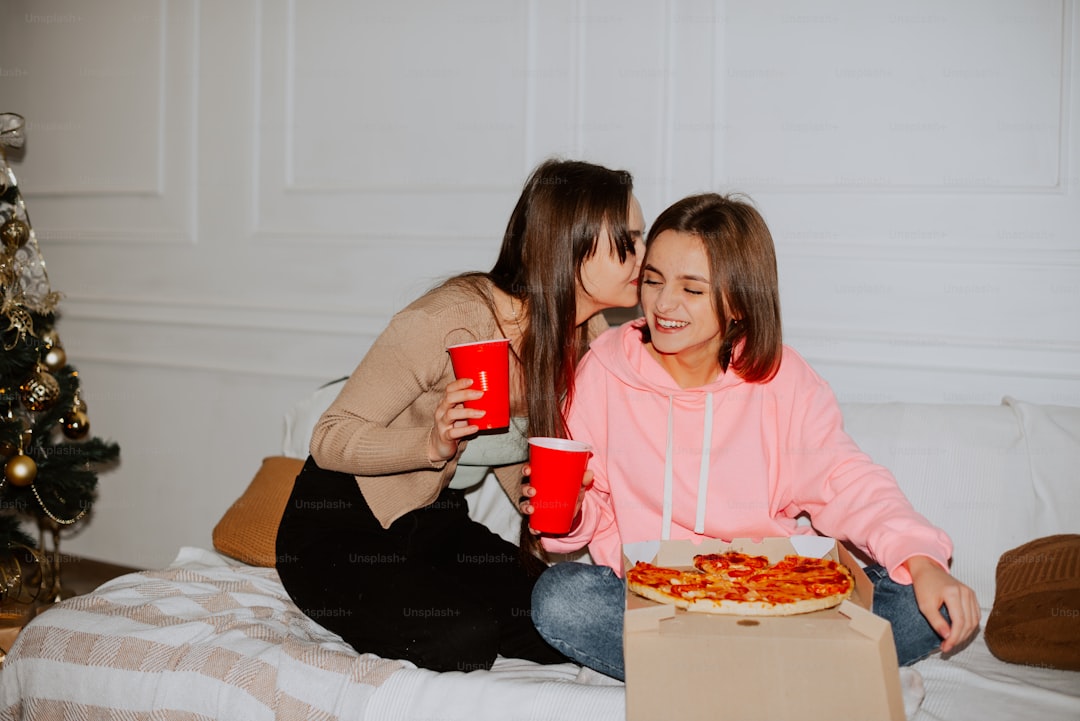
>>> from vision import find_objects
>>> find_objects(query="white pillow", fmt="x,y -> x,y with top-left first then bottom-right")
281,379 -> 346,459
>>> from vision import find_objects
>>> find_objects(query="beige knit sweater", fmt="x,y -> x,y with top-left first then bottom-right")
309,277 -> 609,528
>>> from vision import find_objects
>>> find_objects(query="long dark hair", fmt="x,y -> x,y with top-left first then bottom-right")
487,158 -> 634,438
643,193 -> 782,383
461,159 -> 635,566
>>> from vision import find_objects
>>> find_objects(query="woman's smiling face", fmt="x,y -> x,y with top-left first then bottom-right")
639,229 -> 724,379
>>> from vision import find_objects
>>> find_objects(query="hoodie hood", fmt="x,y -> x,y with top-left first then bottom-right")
589,318 -> 747,396
587,319 -> 748,538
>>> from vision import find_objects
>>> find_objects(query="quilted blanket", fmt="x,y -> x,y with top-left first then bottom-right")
0,547 -> 403,719
0,547 -> 625,721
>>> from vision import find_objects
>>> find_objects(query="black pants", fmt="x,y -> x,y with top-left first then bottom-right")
275,457 -> 566,673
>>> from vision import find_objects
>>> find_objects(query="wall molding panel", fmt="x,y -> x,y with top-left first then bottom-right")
250,0 -> 531,242
2,0 -> 1077,567
9,0 -> 199,246
779,245 -> 1080,267
713,0 -> 1068,193
56,295 -> 384,381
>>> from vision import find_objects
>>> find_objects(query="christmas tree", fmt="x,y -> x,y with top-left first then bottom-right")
0,113 -> 120,579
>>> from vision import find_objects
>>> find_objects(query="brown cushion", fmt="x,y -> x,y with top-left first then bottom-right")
212,456 -> 305,567
984,533 -> 1080,671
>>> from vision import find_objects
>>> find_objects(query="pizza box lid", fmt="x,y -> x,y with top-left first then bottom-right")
622,537 -> 904,721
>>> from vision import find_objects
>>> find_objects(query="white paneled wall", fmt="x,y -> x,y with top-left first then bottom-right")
1,0 -> 1077,568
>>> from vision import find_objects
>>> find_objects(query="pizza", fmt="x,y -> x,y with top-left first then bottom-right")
626,551 -> 855,616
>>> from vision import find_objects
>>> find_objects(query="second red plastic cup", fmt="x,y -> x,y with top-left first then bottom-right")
447,338 -> 511,430
527,437 -> 592,534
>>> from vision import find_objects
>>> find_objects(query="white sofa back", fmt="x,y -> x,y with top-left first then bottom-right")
283,384 -> 1080,610
841,398 -> 1080,609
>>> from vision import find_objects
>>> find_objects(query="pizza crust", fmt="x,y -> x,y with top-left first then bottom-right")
682,591 -> 849,616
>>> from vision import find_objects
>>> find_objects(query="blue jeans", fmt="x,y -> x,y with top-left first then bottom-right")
531,561 -> 949,682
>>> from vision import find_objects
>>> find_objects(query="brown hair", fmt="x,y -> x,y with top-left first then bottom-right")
458,159 -> 635,566
643,193 -> 782,383
484,158 -> 635,438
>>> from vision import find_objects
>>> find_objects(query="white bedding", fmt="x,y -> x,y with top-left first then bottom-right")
1,545 -> 1076,721
0,546 -> 624,721
913,613 -> 1080,721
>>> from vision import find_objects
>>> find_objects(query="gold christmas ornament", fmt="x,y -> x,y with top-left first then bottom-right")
4,452 -> 36,486
18,366 -> 60,412
39,329 -> 59,348
42,344 -> 67,372
0,217 -> 29,252
61,410 -> 90,440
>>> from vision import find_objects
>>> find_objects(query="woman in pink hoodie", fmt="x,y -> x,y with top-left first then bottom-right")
526,192 -> 979,681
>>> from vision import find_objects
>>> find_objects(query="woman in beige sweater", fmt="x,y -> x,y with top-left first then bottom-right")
276,158 -> 646,673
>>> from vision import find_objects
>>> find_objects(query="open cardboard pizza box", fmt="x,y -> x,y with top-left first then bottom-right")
623,536 -> 905,721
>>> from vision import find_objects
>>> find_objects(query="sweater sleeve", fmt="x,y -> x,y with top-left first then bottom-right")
309,303 -> 465,478
781,356 -> 952,584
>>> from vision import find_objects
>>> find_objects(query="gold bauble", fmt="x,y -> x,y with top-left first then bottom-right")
43,345 -> 67,372
4,453 -> 37,486
40,329 -> 60,348
61,410 -> 90,440
1,217 -> 30,252
18,369 -> 60,412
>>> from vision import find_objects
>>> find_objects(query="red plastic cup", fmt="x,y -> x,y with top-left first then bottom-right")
447,338 -> 511,430
527,437 -> 592,534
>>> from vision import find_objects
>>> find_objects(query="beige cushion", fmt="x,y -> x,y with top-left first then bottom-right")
212,456 -> 305,567
984,534 -> 1080,671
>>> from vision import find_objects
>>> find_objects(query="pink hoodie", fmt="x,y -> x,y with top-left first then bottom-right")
542,319 -> 952,584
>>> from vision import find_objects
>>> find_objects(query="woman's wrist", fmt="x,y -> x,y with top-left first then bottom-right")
903,554 -> 942,580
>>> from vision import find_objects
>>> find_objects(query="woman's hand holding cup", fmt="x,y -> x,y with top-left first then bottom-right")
519,438 -> 594,534
428,377 -> 487,463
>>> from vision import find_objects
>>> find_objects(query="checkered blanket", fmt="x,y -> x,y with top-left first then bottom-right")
0,547 -> 624,721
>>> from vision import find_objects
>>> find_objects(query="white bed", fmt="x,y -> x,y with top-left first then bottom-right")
0,544 -> 622,721
0,386 -> 1077,721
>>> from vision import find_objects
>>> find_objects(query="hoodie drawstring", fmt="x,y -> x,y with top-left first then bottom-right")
661,395 -> 674,540
661,392 -> 714,539
695,393 -> 713,534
